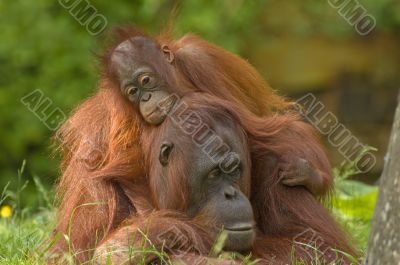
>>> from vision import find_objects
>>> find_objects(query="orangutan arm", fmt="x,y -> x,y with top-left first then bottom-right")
93,211 -> 213,265
279,156 -> 330,197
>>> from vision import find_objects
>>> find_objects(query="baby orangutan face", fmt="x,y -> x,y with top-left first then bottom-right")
111,36 -> 177,125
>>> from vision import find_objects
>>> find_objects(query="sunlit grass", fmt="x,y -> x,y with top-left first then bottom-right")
0,208 -> 365,265
0,160 -> 373,264
0,210 -> 54,265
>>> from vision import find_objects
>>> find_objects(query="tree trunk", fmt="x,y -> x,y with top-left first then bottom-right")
366,90 -> 400,264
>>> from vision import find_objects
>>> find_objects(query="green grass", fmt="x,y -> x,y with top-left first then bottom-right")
0,210 -> 54,265
0,160 -> 376,264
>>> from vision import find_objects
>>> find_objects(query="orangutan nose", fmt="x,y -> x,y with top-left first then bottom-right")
224,185 -> 237,200
141,92 -> 152,102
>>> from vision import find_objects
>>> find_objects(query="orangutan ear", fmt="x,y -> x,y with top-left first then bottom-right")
161,44 -> 174,63
159,142 -> 174,166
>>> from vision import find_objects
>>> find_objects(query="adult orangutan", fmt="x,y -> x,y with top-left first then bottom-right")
51,27 -> 333,262
93,93 -> 356,264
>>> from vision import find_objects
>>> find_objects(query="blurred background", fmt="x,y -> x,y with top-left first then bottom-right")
0,0 -> 399,208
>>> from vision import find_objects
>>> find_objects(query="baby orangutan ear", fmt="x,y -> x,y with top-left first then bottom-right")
161,44 -> 174,63
159,142 -> 174,166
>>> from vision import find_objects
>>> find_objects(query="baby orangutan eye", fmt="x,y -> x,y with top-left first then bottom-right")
138,73 -> 157,89
126,86 -> 138,96
139,74 -> 150,86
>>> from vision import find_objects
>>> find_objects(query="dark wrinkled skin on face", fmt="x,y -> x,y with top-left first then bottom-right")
152,116 -> 255,252
111,37 -> 176,125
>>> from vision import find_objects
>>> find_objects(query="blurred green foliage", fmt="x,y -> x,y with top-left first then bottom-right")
332,158 -> 378,250
0,0 -> 268,206
0,0 -> 399,207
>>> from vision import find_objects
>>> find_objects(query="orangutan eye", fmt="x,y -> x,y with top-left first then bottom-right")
137,73 -> 158,89
231,166 -> 240,174
126,86 -> 139,96
139,75 -> 150,85
159,142 -> 174,166
208,168 -> 221,180
230,166 -> 241,180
